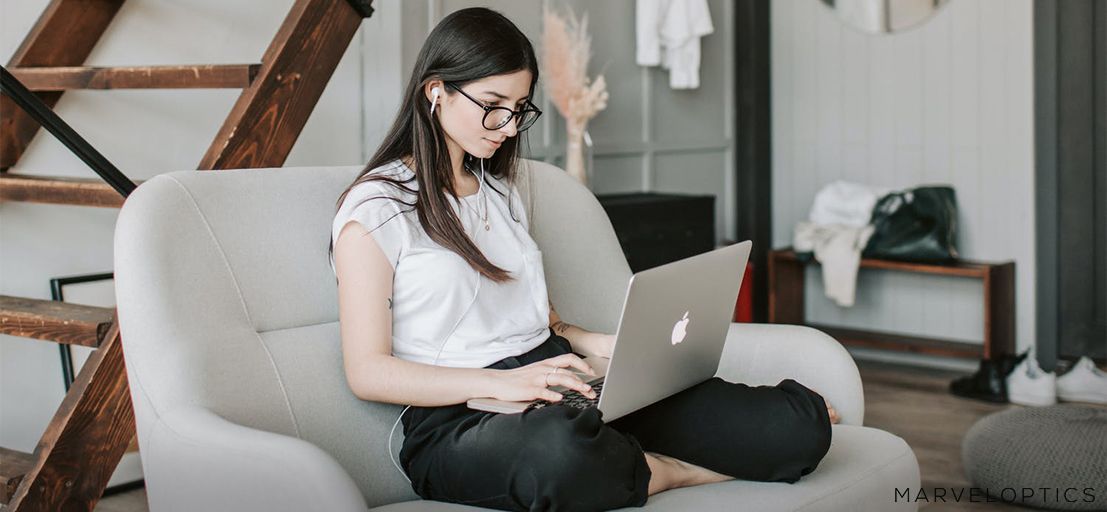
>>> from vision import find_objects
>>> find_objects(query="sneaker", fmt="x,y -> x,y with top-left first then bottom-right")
1056,356 -> 1107,405
949,350 -> 1028,403
1006,354 -> 1057,406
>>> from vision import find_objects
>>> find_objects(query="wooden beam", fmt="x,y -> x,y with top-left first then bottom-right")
8,64 -> 261,91
0,173 -> 136,208
0,0 -> 125,169
0,295 -> 116,347
0,447 -> 34,505
198,0 -> 368,170
8,312 -> 136,511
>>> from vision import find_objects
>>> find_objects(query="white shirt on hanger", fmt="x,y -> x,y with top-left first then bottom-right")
636,0 -> 715,89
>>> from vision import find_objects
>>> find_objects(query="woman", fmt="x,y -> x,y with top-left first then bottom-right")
329,7 -> 838,511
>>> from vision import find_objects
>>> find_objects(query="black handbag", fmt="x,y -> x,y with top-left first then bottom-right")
863,186 -> 959,262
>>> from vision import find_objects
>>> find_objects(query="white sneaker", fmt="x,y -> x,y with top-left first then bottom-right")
1056,356 -> 1107,405
1006,355 -> 1057,406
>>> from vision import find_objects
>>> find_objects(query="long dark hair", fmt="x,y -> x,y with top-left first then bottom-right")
328,7 -> 538,284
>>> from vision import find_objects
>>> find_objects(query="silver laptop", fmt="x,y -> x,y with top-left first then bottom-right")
467,240 -> 753,423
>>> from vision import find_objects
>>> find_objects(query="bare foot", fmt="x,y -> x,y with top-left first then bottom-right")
811,390 -> 841,424
825,399 -> 840,424
644,451 -> 733,495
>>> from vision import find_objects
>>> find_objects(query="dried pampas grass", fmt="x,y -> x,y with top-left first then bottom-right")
542,3 -> 609,186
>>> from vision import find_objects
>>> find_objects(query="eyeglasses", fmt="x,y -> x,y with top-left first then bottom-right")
444,81 -> 542,132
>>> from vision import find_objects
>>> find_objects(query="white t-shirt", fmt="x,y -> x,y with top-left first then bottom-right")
330,158 -> 552,368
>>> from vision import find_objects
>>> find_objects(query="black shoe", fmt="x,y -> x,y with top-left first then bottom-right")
949,350 -> 1029,403
999,349 -> 1030,376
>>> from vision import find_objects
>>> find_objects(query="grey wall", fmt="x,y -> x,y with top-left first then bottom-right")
772,0 -> 1036,369
399,0 -> 738,244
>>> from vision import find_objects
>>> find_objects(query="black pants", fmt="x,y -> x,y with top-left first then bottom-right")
398,330 -> 832,512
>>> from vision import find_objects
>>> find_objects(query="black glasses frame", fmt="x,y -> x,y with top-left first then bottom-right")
444,81 -> 542,132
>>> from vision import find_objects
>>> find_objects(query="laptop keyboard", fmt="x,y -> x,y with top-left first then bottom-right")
525,379 -> 605,412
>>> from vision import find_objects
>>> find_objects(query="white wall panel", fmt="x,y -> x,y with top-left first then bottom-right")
772,0 -> 1037,364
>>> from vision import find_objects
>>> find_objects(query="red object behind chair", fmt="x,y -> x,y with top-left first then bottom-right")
733,262 -> 754,322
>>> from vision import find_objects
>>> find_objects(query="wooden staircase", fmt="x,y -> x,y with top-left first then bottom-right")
0,0 -> 374,509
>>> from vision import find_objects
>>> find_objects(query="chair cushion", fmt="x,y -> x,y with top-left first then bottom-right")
372,425 -> 919,511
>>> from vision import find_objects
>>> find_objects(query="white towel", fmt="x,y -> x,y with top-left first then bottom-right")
636,0 -> 714,89
794,222 -> 876,308
793,180 -> 888,307
808,180 -> 889,227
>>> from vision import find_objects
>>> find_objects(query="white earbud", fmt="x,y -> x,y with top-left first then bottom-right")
429,87 -> 441,114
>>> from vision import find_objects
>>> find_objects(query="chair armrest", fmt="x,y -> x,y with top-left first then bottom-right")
715,323 -> 865,426
141,405 -> 370,512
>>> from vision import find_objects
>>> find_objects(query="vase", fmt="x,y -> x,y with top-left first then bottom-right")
565,124 -> 586,186
583,129 -> 594,190
565,123 -> 595,189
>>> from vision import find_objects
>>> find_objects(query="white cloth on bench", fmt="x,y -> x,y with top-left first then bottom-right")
794,222 -> 875,307
794,181 -> 887,307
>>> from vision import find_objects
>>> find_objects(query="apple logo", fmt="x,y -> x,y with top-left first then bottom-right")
671,310 -> 690,345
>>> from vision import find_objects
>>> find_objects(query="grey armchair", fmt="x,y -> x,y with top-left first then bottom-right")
113,158 -> 920,511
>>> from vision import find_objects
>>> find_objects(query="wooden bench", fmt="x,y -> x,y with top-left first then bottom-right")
768,249 -> 1015,360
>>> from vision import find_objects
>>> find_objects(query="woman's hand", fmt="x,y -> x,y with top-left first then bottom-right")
486,353 -> 598,402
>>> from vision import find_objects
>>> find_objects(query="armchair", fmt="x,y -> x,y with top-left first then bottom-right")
113,158 -> 919,511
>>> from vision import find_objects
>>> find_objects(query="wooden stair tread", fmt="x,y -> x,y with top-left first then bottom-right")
0,172 -> 139,208
8,64 -> 261,91
0,0 -> 125,169
0,447 -> 34,505
0,295 -> 115,347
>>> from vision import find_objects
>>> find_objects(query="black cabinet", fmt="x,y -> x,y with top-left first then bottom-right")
596,193 -> 715,273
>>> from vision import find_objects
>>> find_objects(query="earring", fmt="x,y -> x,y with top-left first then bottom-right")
429,86 -> 440,114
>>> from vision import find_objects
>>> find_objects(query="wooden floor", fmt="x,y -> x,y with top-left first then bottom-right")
856,359 -> 1024,511
93,358 -> 1098,511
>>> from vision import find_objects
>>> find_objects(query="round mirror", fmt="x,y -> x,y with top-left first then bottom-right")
819,0 -> 951,34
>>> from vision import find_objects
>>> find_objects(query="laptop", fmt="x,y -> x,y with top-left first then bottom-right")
467,240 -> 753,423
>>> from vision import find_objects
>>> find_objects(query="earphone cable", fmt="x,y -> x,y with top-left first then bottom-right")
386,157 -> 486,484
